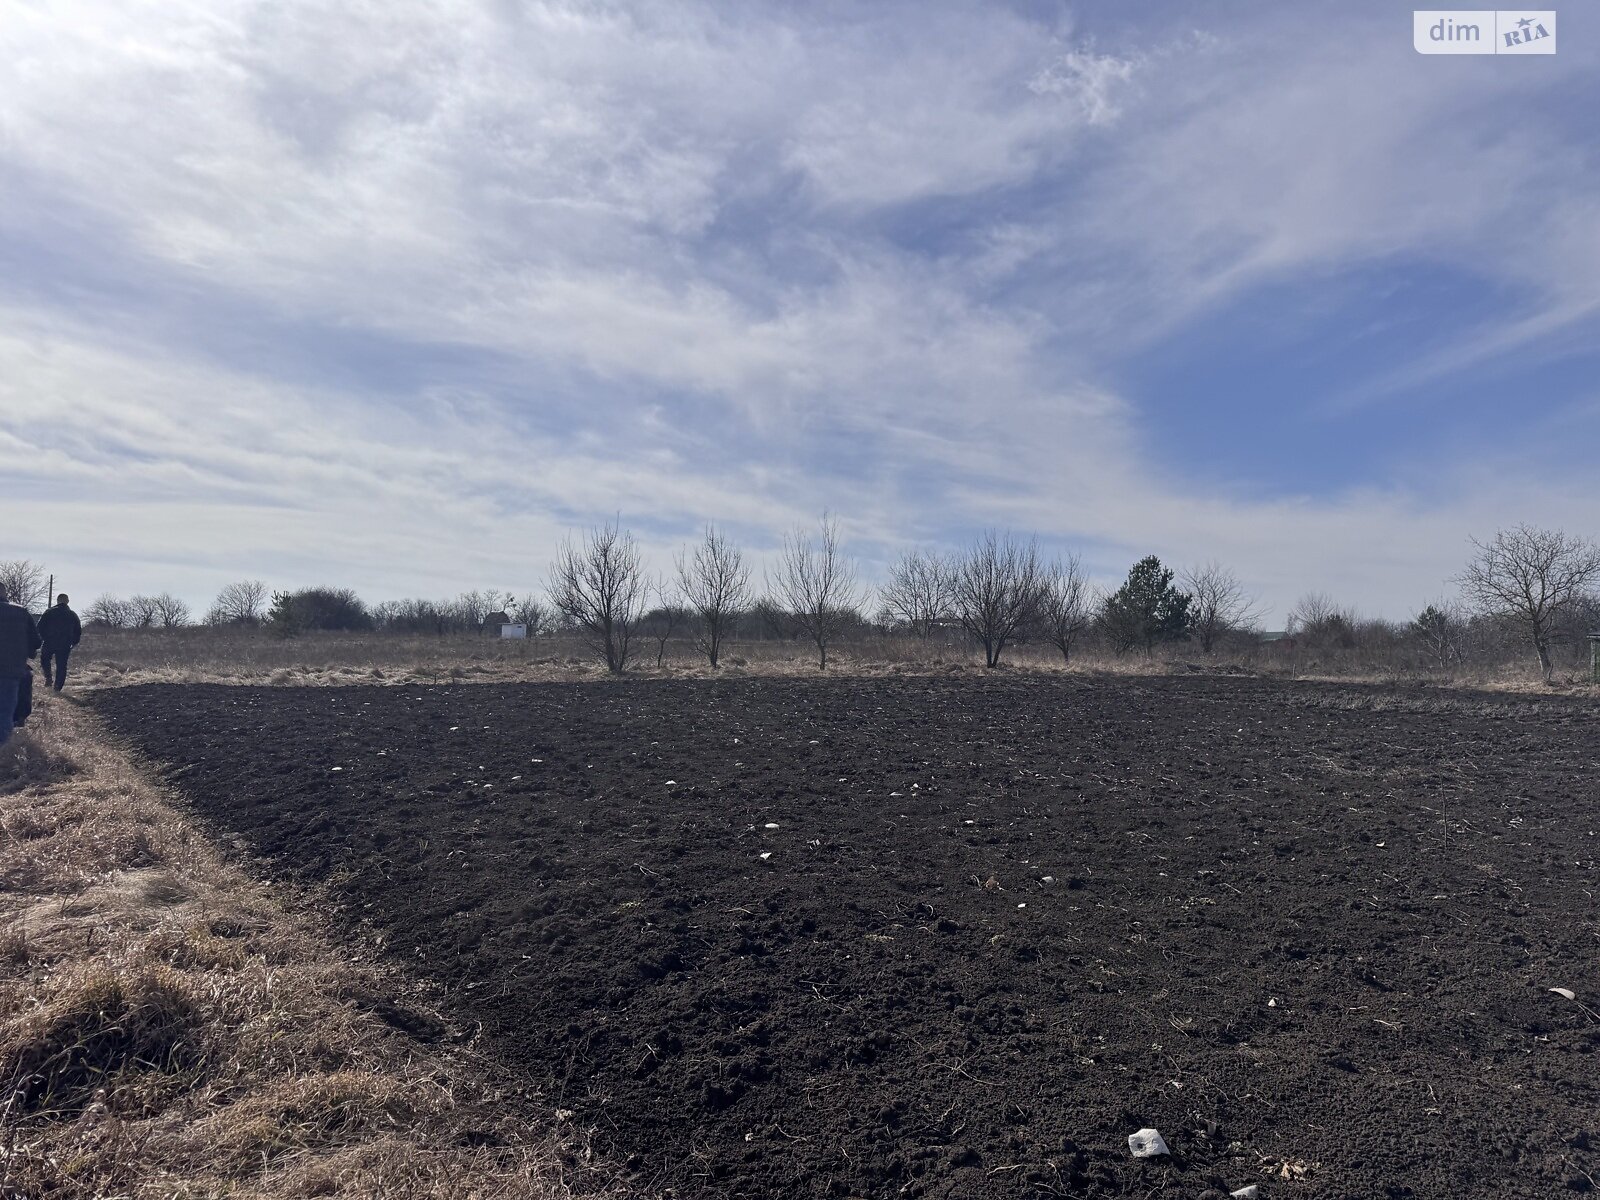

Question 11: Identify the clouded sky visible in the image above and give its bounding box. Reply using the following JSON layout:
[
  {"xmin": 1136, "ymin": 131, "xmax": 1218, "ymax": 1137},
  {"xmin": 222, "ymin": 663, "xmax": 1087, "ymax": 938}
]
[{"xmin": 3, "ymin": 0, "xmax": 1597, "ymax": 623}]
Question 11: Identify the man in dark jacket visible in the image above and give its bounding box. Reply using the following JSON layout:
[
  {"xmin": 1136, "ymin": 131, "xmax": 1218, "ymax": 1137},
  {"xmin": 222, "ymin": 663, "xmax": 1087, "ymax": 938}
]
[
  {"xmin": 37, "ymin": 593, "xmax": 82, "ymax": 693},
  {"xmin": 0, "ymin": 582, "xmax": 42, "ymax": 746}
]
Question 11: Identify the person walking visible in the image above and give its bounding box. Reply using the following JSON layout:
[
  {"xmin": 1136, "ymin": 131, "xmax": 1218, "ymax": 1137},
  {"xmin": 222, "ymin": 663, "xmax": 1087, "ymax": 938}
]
[
  {"xmin": 37, "ymin": 593, "xmax": 81, "ymax": 693},
  {"xmin": 0, "ymin": 581, "xmax": 42, "ymax": 746}
]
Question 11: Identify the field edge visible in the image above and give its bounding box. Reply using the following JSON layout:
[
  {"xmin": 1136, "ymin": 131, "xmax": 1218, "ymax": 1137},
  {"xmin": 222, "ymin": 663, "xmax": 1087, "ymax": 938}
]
[{"xmin": 0, "ymin": 693, "xmax": 629, "ymax": 1200}]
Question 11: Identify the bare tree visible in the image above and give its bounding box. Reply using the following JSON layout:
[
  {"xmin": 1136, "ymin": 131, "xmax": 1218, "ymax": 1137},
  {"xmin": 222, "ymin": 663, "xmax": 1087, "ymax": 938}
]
[
  {"xmin": 676, "ymin": 525, "xmax": 752, "ymax": 667},
  {"xmin": 370, "ymin": 599, "xmax": 401, "ymax": 629},
  {"xmin": 549, "ymin": 520, "xmax": 650, "ymax": 674},
  {"xmin": 1183, "ymin": 561, "xmax": 1261, "ymax": 654},
  {"xmin": 1288, "ymin": 591, "xmax": 1331, "ymax": 631},
  {"xmin": 150, "ymin": 593, "xmax": 191, "ymax": 628},
  {"xmin": 1411, "ymin": 601, "xmax": 1464, "ymax": 669},
  {"xmin": 208, "ymin": 579, "xmax": 268, "ymax": 626},
  {"xmin": 1288, "ymin": 591, "xmax": 1357, "ymax": 649},
  {"xmin": 1038, "ymin": 554, "xmax": 1093, "ymax": 663},
  {"xmin": 85, "ymin": 594, "xmax": 136, "ymax": 628},
  {"xmin": 949, "ymin": 531, "xmax": 1046, "ymax": 668},
  {"xmin": 879, "ymin": 548, "xmax": 954, "ymax": 638},
  {"xmin": 0, "ymin": 561, "xmax": 48, "ymax": 612},
  {"xmin": 768, "ymin": 514, "xmax": 861, "ymax": 670},
  {"xmin": 512, "ymin": 593, "xmax": 552, "ymax": 634},
  {"xmin": 374, "ymin": 598, "xmax": 450, "ymax": 634},
  {"xmin": 640, "ymin": 579, "xmax": 686, "ymax": 668},
  {"xmin": 127, "ymin": 595, "xmax": 161, "ymax": 628},
  {"xmin": 455, "ymin": 590, "xmax": 490, "ymax": 630},
  {"xmin": 1458, "ymin": 524, "xmax": 1600, "ymax": 680}
]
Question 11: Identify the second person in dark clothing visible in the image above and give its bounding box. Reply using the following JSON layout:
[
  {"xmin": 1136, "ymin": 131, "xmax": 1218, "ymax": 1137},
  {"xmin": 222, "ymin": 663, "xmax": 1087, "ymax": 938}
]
[{"xmin": 37, "ymin": 593, "xmax": 81, "ymax": 693}]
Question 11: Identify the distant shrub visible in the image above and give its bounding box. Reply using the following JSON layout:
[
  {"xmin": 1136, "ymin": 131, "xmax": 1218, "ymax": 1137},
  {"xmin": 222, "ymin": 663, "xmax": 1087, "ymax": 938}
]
[{"xmin": 267, "ymin": 588, "xmax": 373, "ymax": 637}]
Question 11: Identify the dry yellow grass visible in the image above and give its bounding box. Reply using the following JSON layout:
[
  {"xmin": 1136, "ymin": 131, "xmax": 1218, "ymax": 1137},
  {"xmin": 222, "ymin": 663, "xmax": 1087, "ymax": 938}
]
[
  {"xmin": 64, "ymin": 626, "xmax": 1598, "ymax": 696},
  {"xmin": 0, "ymin": 696, "xmax": 629, "ymax": 1200}
]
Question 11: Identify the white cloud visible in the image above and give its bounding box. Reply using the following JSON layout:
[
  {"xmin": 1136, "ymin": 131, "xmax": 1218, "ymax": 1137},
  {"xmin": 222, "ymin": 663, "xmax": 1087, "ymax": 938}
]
[
  {"xmin": 1, "ymin": 1, "xmax": 1597, "ymax": 624},
  {"xmin": 1028, "ymin": 49, "xmax": 1136, "ymax": 125}
]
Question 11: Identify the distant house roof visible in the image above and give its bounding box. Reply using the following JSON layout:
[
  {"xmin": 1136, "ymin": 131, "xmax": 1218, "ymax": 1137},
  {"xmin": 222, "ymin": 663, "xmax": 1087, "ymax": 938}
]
[
  {"xmin": 1258, "ymin": 630, "xmax": 1292, "ymax": 642},
  {"xmin": 484, "ymin": 610, "xmax": 513, "ymax": 627}
]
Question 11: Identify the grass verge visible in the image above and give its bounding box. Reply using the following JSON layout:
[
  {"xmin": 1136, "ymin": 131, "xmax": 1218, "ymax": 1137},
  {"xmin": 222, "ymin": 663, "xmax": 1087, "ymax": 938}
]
[{"xmin": 1, "ymin": 695, "xmax": 625, "ymax": 1200}]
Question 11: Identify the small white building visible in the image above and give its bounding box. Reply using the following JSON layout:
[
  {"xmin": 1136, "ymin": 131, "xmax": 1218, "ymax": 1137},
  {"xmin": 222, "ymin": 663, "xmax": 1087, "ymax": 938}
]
[{"xmin": 500, "ymin": 623, "xmax": 528, "ymax": 639}]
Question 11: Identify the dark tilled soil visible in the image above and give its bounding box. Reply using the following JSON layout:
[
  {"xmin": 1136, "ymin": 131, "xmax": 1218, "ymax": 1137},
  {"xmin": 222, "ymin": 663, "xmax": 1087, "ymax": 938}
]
[{"xmin": 88, "ymin": 676, "xmax": 1600, "ymax": 1199}]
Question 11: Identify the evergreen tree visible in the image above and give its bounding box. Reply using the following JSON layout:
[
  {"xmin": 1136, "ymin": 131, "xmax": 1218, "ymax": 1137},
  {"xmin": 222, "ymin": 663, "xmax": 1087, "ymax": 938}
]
[{"xmin": 1100, "ymin": 555, "xmax": 1193, "ymax": 655}]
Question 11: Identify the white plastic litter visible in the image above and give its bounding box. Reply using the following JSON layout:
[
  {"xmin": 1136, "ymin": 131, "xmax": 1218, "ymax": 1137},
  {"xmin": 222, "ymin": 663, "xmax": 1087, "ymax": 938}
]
[
  {"xmin": 1550, "ymin": 987, "xmax": 1577, "ymax": 1000},
  {"xmin": 759, "ymin": 851, "xmax": 772, "ymax": 860},
  {"xmin": 1127, "ymin": 1128, "xmax": 1169, "ymax": 1158},
  {"xmin": 764, "ymin": 823, "xmax": 780, "ymax": 829},
  {"xmin": 1231, "ymin": 1187, "xmax": 1260, "ymax": 1199}
]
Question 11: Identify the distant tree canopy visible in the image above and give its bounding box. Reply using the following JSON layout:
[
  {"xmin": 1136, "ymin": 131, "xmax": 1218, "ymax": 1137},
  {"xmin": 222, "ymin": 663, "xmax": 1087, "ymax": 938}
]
[
  {"xmin": 1290, "ymin": 592, "xmax": 1359, "ymax": 650},
  {"xmin": 81, "ymin": 592, "xmax": 188, "ymax": 628},
  {"xmin": 85, "ymin": 594, "xmax": 135, "ymax": 629},
  {"xmin": 0, "ymin": 560, "xmax": 49, "ymax": 613},
  {"xmin": 371, "ymin": 591, "xmax": 518, "ymax": 635},
  {"xmin": 1100, "ymin": 555, "xmax": 1192, "ymax": 655},
  {"xmin": 268, "ymin": 587, "xmax": 373, "ymax": 636}
]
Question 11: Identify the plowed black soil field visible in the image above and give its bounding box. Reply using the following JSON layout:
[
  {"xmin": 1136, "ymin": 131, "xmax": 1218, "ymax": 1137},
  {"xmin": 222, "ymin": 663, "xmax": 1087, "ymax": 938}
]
[{"xmin": 89, "ymin": 677, "xmax": 1600, "ymax": 1199}]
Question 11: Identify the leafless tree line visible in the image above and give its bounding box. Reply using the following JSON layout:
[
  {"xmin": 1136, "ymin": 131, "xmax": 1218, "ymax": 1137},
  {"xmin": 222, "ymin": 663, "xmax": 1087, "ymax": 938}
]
[
  {"xmin": 372, "ymin": 590, "xmax": 530, "ymax": 636},
  {"xmin": 14, "ymin": 520, "xmax": 1599, "ymax": 680},
  {"xmin": 1268, "ymin": 527, "xmax": 1600, "ymax": 681},
  {"xmin": 548, "ymin": 515, "xmax": 854, "ymax": 673},
  {"xmin": 82, "ymin": 592, "xmax": 192, "ymax": 629},
  {"xmin": 879, "ymin": 540, "xmax": 1094, "ymax": 666}
]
